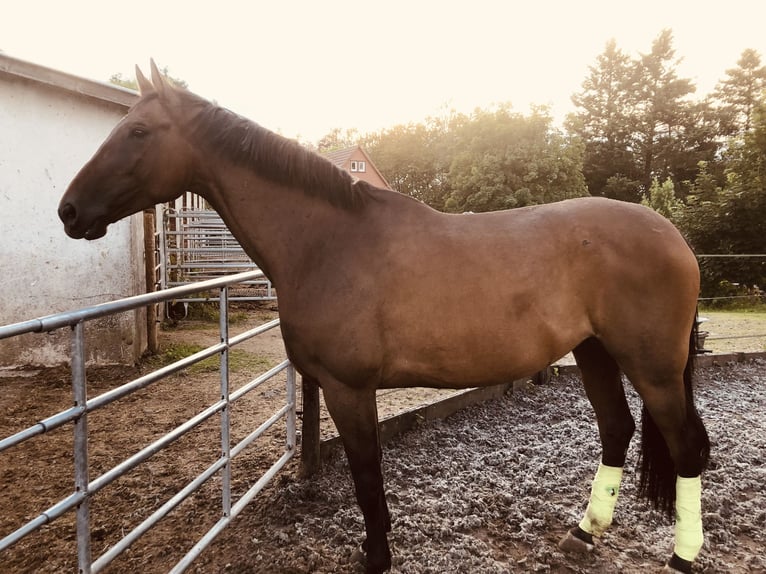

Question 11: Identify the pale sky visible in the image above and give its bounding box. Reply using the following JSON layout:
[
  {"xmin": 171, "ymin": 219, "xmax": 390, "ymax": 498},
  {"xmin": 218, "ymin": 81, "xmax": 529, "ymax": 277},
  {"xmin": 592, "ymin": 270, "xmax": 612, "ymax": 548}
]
[{"xmin": 3, "ymin": 1, "xmax": 766, "ymax": 142}]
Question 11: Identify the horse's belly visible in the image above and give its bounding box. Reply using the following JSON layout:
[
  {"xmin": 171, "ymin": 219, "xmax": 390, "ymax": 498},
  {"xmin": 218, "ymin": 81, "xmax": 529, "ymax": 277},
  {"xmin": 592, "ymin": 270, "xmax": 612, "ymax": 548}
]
[{"xmin": 379, "ymin": 329, "xmax": 579, "ymax": 390}]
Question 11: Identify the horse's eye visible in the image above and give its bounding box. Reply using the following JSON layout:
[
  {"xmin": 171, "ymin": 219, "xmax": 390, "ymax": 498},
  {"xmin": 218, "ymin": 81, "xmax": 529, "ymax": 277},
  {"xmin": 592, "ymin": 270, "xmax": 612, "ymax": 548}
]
[{"xmin": 131, "ymin": 127, "xmax": 148, "ymax": 138}]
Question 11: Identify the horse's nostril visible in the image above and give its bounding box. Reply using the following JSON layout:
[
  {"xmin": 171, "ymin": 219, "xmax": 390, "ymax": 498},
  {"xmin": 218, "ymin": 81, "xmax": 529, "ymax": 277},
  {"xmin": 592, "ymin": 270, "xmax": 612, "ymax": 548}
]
[{"xmin": 59, "ymin": 202, "xmax": 77, "ymax": 223}]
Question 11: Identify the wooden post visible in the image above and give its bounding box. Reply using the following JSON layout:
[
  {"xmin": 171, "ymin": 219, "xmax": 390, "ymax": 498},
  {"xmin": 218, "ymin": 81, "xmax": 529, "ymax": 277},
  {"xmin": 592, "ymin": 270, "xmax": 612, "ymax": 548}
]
[
  {"xmin": 143, "ymin": 209, "xmax": 159, "ymax": 354},
  {"xmin": 300, "ymin": 376, "xmax": 321, "ymax": 477},
  {"xmin": 532, "ymin": 366, "xmax": 552, "ymax": 385}
]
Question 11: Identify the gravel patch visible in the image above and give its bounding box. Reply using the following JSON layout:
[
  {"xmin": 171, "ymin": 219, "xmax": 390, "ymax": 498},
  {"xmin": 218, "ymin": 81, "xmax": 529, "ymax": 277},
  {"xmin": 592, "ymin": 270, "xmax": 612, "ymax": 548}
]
[{"xmin": 198, "ymin": 360, "xmax": 766, "ymax": 573}]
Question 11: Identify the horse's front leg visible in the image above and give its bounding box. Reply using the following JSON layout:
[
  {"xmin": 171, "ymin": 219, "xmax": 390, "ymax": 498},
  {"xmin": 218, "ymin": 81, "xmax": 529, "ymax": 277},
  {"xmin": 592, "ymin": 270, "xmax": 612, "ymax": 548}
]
[
  {"xmin": 560, "ymin": 339, "xmax": 634, "ymax": 553},
  {"xmin": 321, "ymin": 377, "xmax": 391, "ymax": 573}
]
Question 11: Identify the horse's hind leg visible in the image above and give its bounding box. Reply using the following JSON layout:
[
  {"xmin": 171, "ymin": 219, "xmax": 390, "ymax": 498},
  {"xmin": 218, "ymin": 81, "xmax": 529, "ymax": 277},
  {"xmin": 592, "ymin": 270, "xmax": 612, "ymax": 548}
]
[
  {"xmin": 320, "ymin": 378, "xmax": 392, "ymax": 574},
  {"xmin": 593, "ymin": 309, "xmax": 708, "ymax": 573},
  {"xmin": 628, "ymin": 361, "xmax": 709, "ymax": 574},
  {"xmin": 559, "ymin": 337, "xmax": 635, "ymax": 553}
]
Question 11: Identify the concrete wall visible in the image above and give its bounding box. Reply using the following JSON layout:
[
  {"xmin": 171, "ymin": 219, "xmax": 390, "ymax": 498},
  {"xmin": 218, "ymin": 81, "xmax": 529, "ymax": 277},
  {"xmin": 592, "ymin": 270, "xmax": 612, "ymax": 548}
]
[{"xmin": 0, "ymin": 55, "xmax": 147, "ymax": 366}]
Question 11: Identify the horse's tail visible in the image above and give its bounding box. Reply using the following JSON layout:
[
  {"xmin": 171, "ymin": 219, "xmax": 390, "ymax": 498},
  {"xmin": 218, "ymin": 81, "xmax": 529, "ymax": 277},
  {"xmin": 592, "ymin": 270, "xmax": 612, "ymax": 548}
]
[{"xmin": 638, "ymin": 313, "xmax": 711, "ymax": 518}]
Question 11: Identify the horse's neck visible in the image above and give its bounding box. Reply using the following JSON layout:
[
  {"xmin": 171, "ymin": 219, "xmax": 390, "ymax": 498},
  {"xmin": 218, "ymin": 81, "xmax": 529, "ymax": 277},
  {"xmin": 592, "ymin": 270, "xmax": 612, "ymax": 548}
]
[{"xmin": 195, "ymin": 163, "xmax": 358, "ymax": 286}]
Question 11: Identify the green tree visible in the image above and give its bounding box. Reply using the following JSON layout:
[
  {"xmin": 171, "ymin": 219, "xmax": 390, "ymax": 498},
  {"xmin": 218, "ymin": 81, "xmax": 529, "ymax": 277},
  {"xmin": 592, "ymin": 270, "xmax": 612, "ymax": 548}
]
[
  {"xmin": 684, "ymin": 160, "xmax": 722, "ymax": 203},
  {"xmin": 633, "ymin": 30, "xmax": 699, "ymax": 193},
  {"xmin": 315, "ymin": 128, "xmax": 360, "ymax": 154},
  {"xmin": 567, "ymin": 39, "xmax": 642, "ymax": 200},
  {"xmin": 640, "ymin": 176, "xmax": 682, "ymax": 220},
  {"xmin": 569, "ymin": 30, "xmax": 720, "ymax": 202},
  {"xmin": 109, "ymin": 66, "xmax": 188, "ymax": 90},
  {"xmin": 679, "ymin": 103, "xmax": 766, "ymax": 295},
  {"xmin": 361, "ymin": 104, "xmax": 588, "ymax": 213},
  {"xmin": 442, "ymin": 105, "xmax": 588, "ymax": 212},
  {"xmin": 362, "ymin": 121, "xmax": 448, "ymax": 207},
  {"xmin": 713, "ymin": 48, "xmax": 766, "ymax": 136},
  {"xmin": 109, "ymin": 72, "xmax": 137, "ymax": 90}
]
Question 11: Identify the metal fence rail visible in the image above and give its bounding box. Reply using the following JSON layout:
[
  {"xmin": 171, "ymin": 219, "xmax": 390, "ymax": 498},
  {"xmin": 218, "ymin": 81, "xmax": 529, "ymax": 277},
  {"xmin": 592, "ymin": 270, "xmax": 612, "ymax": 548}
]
[{"xmin": 0, "ymin": 270, "xmax": 296, "ymax": 573}]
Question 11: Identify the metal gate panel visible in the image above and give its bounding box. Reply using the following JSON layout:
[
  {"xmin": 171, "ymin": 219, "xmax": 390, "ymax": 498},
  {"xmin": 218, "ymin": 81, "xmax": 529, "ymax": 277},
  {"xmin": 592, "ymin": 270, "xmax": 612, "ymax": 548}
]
[
  {"xmin": 0, "ymin": 271, "xmax": 294, "ymax": 573},
  {"xmin": 160, "ymin": 206, "xmax": 276, "ymax": 302}
]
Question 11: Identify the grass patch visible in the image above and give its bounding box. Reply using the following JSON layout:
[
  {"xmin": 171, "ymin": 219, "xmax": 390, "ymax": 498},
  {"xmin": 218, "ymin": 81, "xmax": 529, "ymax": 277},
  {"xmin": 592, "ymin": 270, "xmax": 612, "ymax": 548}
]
[
  {"xmin": 185, "ymin": 303, "xmax": 219, "ymax": 322},
  {"xmin": 185, "ymin": 303, "xmax": 250, "ymax": 324},
  {"xmin": 161, "ymin": 302, "xmax": 251, "ymax": 331},
  {"xmin": 699, "ymin": 304, "xmax": 766, "ymax": 314},
  {"xmin": 699, "ymin": 298, "xmax": 766, "ymax": 312},
  {"xmin": 145, "ymin": 342, "xmax": 276, "ymax": 374}
]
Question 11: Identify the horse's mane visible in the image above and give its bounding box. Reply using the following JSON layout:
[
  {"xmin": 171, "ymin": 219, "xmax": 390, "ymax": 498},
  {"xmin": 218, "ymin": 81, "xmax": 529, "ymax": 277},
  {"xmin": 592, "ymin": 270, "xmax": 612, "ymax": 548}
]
[{"xmin": 171, "ymin": 89, "xmax": 374, "ymax": 210}]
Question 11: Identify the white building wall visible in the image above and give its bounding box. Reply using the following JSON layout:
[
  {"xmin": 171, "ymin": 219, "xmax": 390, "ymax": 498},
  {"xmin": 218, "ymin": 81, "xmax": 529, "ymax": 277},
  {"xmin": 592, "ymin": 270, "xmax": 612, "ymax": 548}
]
[{"xmin": 0, "ymin": 57, "xmax": 146, "ymax": 366}]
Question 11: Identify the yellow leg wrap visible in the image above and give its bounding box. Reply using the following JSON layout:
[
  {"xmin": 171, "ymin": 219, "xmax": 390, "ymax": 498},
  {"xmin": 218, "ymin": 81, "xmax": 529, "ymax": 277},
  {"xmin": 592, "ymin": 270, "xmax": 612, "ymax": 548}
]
[
  {"xmin": 674, "ymin": 475, "xmax": 703, "ymax": 562},
  {"xmin": 578, "ymin": 463, "xmax": 623, "ymax": 537}
]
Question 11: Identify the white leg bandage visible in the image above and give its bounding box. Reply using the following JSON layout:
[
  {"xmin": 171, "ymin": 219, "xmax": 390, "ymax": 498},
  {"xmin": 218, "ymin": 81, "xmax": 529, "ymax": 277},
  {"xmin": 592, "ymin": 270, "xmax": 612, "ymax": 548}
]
[
  {"xmin": 579, "ymin": 463, "xmax": 623, "ymax": 537},
  {"xmin": 674, "ymin": 475, "xmax": 704, "ymax": 562}
]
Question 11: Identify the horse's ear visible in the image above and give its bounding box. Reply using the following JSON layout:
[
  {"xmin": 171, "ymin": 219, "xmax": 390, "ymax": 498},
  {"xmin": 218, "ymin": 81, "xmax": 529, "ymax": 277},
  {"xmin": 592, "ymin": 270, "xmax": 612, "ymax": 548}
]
[
  {"xmin": 150, "ymin": 59, "xmax": 171, "ymax": 99},
  {"xmin": 135, "ymin": 65, "xmax": 154, "ymax": 96}
]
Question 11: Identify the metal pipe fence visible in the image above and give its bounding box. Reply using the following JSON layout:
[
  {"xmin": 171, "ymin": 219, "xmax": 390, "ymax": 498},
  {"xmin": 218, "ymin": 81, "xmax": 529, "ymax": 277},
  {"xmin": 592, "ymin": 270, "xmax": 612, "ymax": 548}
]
[
  {"xmin": 0, "ymin": 270, "xmax": 296, "ymax": 573},
  {"xmin": 694, "ymin": 254, "xmax": 766, "ymax": 350}
]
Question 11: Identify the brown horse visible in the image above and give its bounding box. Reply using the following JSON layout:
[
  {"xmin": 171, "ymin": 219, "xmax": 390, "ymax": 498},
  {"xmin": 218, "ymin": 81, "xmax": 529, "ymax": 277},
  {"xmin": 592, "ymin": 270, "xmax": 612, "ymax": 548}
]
[{"xmin": 58, "ymin": 62, "xmax": 709, "ymax": 573}]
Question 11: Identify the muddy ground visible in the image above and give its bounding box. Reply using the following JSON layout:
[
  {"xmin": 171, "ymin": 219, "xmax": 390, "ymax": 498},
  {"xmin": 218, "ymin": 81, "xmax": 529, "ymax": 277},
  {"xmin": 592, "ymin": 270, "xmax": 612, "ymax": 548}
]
[{"xmin": 0, "ymin": 307, "xmax": 764, "ymax": 573}]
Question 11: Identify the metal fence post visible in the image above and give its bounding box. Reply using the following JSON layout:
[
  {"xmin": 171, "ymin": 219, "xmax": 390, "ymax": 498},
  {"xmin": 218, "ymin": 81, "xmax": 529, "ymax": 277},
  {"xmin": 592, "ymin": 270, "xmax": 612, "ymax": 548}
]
[
  {"xmin": 219, "ymin": 286, "xmax": 231, "ymax": 518},
  {"xmin": 72, "ymin": 322, "xmax": 92, "ymax": 574},
  {"xmin": 286, "ymin": 365, "xmax": 297, "ymax": 453},
  {"xmin": 143, "ymin": 209, "xmax": 159, "ymax": 354}
]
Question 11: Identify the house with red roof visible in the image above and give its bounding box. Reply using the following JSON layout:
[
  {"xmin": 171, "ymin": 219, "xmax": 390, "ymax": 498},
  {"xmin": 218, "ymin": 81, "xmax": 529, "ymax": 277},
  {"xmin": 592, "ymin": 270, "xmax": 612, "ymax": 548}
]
[{"xmin": 324, "ymin": 145, "xmax": 391, "ymax": 189}]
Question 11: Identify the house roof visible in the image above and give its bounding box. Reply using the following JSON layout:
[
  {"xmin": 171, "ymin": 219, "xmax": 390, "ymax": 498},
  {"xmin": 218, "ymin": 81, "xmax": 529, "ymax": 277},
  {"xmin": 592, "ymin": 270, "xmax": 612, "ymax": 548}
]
[
  {"xmin": 324, "ymin": 145, "xmax": 391, "ymax": 189},
  {"xmin": 324, "ymin": 146, "xmax": 357, "ymax": 167},
  {"xmin": 0, "ymin": 52, "xmax": 138, "ymax": 109}
]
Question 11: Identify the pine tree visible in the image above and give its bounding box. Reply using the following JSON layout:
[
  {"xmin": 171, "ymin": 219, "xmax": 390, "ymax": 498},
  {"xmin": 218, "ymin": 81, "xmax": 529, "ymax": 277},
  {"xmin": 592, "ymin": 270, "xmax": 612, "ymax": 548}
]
[
  {"xmin": 633, "ymin": 30, "xmax": 697, "ymax": 193},
  {"xmin": 714, "ymin": 49, "xmax": 766, "ymax": 135},
  {"xmin": 567, "ymin": 39, "xmax": 641, "ymax": 200}
]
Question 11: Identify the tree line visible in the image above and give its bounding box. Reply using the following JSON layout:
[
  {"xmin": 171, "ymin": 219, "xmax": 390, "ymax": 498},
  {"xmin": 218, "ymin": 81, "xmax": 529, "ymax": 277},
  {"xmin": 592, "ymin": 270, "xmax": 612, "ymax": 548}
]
[{"xmin": 316, "ymin": 30, "xmax": 766, "ymax": 298}]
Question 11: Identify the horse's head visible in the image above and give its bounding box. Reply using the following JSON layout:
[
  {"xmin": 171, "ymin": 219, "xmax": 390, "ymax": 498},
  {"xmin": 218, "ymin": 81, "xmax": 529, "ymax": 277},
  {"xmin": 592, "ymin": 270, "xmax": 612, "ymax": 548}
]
[{"xmin": 58, "ymin": 61, "xmax": 196, "ymax": 239}]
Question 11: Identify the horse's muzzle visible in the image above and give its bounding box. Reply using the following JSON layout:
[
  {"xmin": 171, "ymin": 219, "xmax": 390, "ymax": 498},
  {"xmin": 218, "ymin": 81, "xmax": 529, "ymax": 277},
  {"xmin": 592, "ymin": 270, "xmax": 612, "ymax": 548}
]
[{"xmin": 58, "ymin": 201, "xmax": 107, "ymax": 240}]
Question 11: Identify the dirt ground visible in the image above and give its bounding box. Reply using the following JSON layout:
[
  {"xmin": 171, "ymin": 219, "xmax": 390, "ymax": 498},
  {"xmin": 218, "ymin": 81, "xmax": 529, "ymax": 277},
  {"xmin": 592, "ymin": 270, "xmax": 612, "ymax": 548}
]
[
  {"xmin": 1, "ymin": 306, "xmax": 764, "ymax": 573},
  {"xmin": 697, "ymin": 310, "xmax": 766, "ymax": 354}
]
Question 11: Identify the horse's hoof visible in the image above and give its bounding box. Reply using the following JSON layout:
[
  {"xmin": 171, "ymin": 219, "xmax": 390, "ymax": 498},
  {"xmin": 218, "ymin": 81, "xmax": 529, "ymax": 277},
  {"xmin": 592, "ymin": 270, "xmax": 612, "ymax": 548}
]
[
  {"xmin": 350, "ymin": 545, "xmax": 367, "ymax": 565},
  {"xmin": 350, "ymin": 544, "xmax": 391, "ymax": 573},
  {"xmin": 558, "ymin": 527, "xmax": 595, "ymax": 554},
  {"xmin": 663, "ymin": 553, "xmax": 693, "ymax": 574}
]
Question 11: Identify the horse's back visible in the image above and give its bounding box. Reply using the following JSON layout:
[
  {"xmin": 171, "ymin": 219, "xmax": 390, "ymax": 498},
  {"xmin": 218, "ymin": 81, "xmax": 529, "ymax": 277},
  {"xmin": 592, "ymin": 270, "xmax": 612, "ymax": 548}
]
[{"xmin": 383, "ymin": 196, "xmax": 697, "ymax": 303}]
